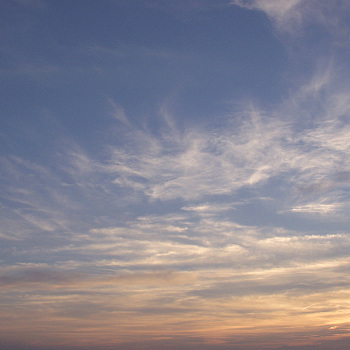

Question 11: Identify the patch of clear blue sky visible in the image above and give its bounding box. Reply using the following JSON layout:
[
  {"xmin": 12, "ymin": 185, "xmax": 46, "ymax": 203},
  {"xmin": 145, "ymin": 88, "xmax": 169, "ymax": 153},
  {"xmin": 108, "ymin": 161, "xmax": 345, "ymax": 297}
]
[{"xmin": 1, "ymin": 0, "xmax": 288, "ymax": 158}]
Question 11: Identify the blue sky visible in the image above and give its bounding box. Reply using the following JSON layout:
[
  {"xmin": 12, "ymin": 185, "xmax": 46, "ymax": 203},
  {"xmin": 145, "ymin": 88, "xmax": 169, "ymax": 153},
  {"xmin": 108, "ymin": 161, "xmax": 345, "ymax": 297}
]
[{"xmin": 1, "ymin": 1, "xmax": 350, "ymax": 349}]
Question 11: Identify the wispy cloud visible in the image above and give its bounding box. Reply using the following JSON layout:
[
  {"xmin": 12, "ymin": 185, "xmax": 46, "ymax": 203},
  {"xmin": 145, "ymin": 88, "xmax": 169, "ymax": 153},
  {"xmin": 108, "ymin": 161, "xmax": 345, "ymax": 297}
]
[
  {"xmin": 231, "ymin": 0, "xmax": 304, "ymax": 32},
  {"xmin": 107, "ymin": 108, "xmax": 291, "ymax": 201},
  {"xmin": 1, "ymin": 221, "xmax": 350, "ymax": 348},
  {"xmin": 0, "ymin": 266, "xmax": 196, "ymax": 289},
  {"xmin": 289, "ymin": 202, "xmax": 343, "ymax": 214},
  {"xmin": 105, "ymin": 69, "xmax": 350, "ymax": 215},
  {"xmin": 230, "ymin": 0, "xmax": 350, "ymax": 38},
  {"xmin": 4, "ymin": 67, "xmax": 347, "ymax": 244}
]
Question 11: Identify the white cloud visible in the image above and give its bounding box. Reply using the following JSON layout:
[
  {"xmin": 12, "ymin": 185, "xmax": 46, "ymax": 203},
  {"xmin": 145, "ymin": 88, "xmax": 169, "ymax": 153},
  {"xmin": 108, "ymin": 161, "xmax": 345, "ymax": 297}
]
[
  {"xmin": 107, "ymin": 110, "xmax": 293, "ymax": 201},
  {"xmin": 182, "ymin": 202, "xmax": 238, "ymax": 216},
  {"xmin": 289, "ymin": 202, "xmax": 343, "ymax": 214},
  {"xmin": 59, "ymin": 206, "xmax": 349, "ymax": 273},
  {"xmin": 106, "ymin": 87, "xmax": 350, "ymax": 217},
  {"xmin": 107, "ymin": 98, "xmax": 131, "ymax": 125},
  {"xmin": 2, "ymin": 68, "xmax": 349, "ymax": 250},
  {"xmin": 232, "ymin": 0, "xmax": 304, "ymax": 31},
  {"xmin": 231, "ymin": 0, "xmax": 350, "ymax": 42},
  {"xmin": 231, "ymin": 0, "xmax": 306, "ymax": 32}
]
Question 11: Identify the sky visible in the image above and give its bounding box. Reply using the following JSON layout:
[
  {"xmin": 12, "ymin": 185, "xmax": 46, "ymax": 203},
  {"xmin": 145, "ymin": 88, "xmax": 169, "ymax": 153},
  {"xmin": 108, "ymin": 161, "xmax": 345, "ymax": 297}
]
[{"xmin": 1, "ymin": 0, "xmax": 350, "ymax": 349}]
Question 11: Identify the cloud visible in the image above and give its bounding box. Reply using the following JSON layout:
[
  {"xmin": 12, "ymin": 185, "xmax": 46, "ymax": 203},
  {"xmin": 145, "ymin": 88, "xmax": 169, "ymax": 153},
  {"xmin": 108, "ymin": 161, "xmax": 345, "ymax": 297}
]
[
  {"xmin": 105, "ymin": 76, "xmax": 350, "ymax": 216},
  {"xmin": 2, "ymin": 65, "xmax": 349, "ymax": 246},
  {"xmin": 0, "ymin": 268, "xmax": 81, "ymax": 288},
  {"xmin": 0, "ymin": 266, "xmax": 196, "ymax": 290},
  {"xmin": 231, "ymin": 0, "xmax": 304, "ymax": 32},
  {"xmin": 1, "ymin": 206, "xmax": 350, "ymax": 348},
  {"xmin": 107, "ymin": 109, "xmax": 293, "ymax": 201},
  {"xmin": 107, "ymin": 98, "xmax": 131, "ymax": 125},
  {"xmin": 230, "ymin": 0, "xmax": 350, "ymax": 38},
  {"xmin": 289, "ymin": 202, "xmax": 343, "ymax": 214},
  {"xmin": 63, "ymin": 206, "xmax": 350, "ymax": 275}
]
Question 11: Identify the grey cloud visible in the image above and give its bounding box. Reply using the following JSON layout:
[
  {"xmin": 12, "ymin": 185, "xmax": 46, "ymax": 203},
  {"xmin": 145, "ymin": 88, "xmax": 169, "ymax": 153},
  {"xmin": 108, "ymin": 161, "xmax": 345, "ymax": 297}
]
[
  {"xmin": 0, "ymin": 268, "xmax": 82, "ymax": 288},
  {"xmin": 53, "ymin": 301, "xmax": 113, "ymax": 318},
  {"xmin": 333, "ymin": 171, "xmax": 350, "ymax": 182},
  {"xmin": 0, "ymin": 266, "xmax": 198, "ymax": 290},
  {"xmin": 189, "ymin": 270, "xmax": 350, "ymax": 299}
]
